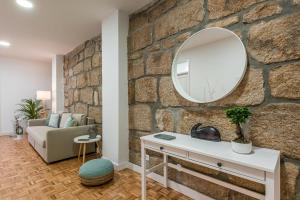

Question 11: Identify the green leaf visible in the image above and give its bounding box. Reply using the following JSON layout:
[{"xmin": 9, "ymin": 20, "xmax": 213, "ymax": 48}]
[
  {"xmin": 16, "ymin": 98, "xmax": 44, "ymax": 120},
  {"xmin": 225, "ymin": 106, "xmax": 251, "ymax": 125}
]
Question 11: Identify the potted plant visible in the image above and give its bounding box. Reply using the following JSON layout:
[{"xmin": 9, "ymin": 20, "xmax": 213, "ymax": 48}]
[
  {"xmin": 16, "ymin": 98, "xmax": 43, "ymax": 133},
  {"xmin": 225, "ymin": 106, "xmax": 252, "ymax": 154},
  {"xmin": 17, "ymin": 99, "xmax": 43, "ymax": 120},
  {"xmin": 14, "ymin": 114, "xmax": 24, "ymax": 140}
]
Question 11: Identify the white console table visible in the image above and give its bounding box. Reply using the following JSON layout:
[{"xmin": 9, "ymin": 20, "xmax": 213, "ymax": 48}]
[{"xmin": 140, "ymin": 132, "xmax": 280, "ymax": 200}]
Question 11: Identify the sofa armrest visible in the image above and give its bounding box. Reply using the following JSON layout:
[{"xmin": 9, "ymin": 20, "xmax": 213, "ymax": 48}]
[
  {"xmin": 46, "ymin": 125, "xmax": 96, "ymax": 162},
  {"xmin": 28, "ymin": 119, "xmax": 47, "ymax": 126}
]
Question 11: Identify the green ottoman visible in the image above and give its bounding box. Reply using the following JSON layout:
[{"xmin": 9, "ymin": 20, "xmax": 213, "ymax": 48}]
[{"xmin": 79, "ymin": 158, "xmax": 114, "ymax": 186}]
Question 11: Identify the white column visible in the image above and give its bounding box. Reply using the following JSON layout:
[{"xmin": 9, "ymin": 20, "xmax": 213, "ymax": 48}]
[
  {"xmin": 51, "ymin": 55, "xmax": 64, "ymax": 113},
  {"xmin": 102, "ymin": 10, "xmax": 129, "ymax": 170}
]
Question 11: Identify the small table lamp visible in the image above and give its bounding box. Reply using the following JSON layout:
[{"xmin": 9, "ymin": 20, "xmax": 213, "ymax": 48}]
[{"xmin": 36, "ymin": 91, "xmax": 51, "ymax": 118}]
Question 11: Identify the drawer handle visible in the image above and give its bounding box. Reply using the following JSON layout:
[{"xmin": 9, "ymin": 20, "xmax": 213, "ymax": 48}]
[
  {"xmin": 217, "ymin": 162, "xmax": 222, "ymax": 167},
  {"xmin": 160, "ymin": 146, "xmax": 164, "ymax": 151}
]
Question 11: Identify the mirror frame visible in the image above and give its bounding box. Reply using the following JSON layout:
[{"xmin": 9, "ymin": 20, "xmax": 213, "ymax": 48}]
[{"xmin": 171, "ymin": 27, "xmax": 248, "ymax": 103}]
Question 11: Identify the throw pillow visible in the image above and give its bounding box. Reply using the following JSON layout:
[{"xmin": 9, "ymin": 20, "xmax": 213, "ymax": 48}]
[
  {"xmin": 48, "ymin": 114, "xmax": 60, "ymax": 128},
  {"xmin": 45, "ymin": 114, "xmax": 51, "ymax": 126},
  {"xmin": 63, "ymin": 116, "xmax": 76, "ymax": 128}
]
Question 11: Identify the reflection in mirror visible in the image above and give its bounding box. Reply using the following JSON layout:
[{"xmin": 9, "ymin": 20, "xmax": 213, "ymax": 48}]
[{"xmin": 172, "ymin": 27, "xmax": 247, "ymax": 103}]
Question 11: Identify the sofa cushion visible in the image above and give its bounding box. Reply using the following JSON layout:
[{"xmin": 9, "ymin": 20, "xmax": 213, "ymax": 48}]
[
  {"xmin": 59, "ymin": 113, "xmax": 72, "ymax": 128},
  {"xmin": 45, "ymin": 115, "xmax": 51, "ymax": 126},
  {"xmin": 63, "ymin": 116, "xmax": 77, "ymax": 128},
  {"xmin": 49, "ymin": 114, "xmax": 60, "ymax": 128},
  {"xmin": 27, "ymin": 126, "xmax": 57, "ymax": 148},
  {"xmin": 72, "ymin": 114, "xmax": 86, "ymax": 126}
]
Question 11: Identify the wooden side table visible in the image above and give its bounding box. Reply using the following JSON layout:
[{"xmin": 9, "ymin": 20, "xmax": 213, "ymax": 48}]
[{"xmin": 74, "ymin": 135, "xmax": 101, "ymax": 163}]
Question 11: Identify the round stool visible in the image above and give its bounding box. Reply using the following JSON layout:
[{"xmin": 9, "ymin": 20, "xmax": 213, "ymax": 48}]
[{"xmin": 79, "ymin": 158, "xmax": 114, "ymax": 186}]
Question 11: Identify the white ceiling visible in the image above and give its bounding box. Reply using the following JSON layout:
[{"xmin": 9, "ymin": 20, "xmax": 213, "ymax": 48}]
[{"xmin": 0, "ymin": 0, "xmax": 152, "ymax": 63}]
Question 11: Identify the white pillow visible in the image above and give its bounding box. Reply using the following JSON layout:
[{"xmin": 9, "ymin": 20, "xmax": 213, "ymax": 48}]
[{"xmin": 48, "ymin": 114, "xmax": 60, "ymax": 128}]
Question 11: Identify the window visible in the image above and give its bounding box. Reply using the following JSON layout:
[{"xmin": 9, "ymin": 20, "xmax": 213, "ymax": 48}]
[{"xmin": 176, "ymin": 60, "xmax": 189, "ymax": 75}]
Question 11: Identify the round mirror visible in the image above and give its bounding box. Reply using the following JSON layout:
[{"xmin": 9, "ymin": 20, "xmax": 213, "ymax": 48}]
[{"xmin": 172, "ymin": 27, "xmax": 247, "ymax": 103}]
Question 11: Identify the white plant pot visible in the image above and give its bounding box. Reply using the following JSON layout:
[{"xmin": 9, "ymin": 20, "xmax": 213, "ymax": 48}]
[
  {"xmin": 15, "ymin": 134, "xmax": 23, "ymax": 140},
  {"xmin": 231, "ymin": 140, "xmax": 252, "ymax": 154}
]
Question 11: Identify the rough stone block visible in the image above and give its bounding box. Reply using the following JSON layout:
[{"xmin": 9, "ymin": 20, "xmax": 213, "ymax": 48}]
[
  {"xmin": 129, "ymin": 104, "xmax": 152, "ymax": 131},
  {"xmin": 162, "ymin": 37, "xmax": 176, "ymax": 49},
  {"xmin": 78, "ymin": 51, "xmax": 84, "ymax": 62},
  {"xmin": 159, "ymin": 77, "xmax": 198, "ymax": 107},
  {"xmin": 92, "ymin": 53, "xmax": 101, "ymax": 68},
  {"xmin": 176, "ymin": 109, "xmax": 237, "ymax": 141},
  {"xmin": 154, "ymin": 0, "xmax": 204, "ymax": 40},
  {"xmin": 249, "ymin": 103, "xmax": 300, "ymax": 160},
  {"xmin": 148, "ymin": 0, "xmax": 176, "ymax": 22},
  {"xmin": 93, "ymin": 90, "xmax": 99, "ymax": 106},
  {"xmin": 208, "ymin": 0, "xmax": 262, "ymax": 19},
  {"xmin": 176, "ymin": 32, "xmax": 192, "ymax": 44},
  {"xmin": 68, "ymin": 68, "xmax": 73, "ymax": 77},
  {"xmin": 75, "ymin": 103, "xmax": 88, "ymax": 115},
  {"xmin": 243, "ymin": 2, "xmax": 282, "ymax": 23},
  {"xmin": 281, "ymin": 160, "xmax": 300, "ymax": 200},
  {"xmin": 76, "ymin": 73, "xmax": 87, "ymax": 88},
  {"xmin": 88, "ymin": 106, "xmax": 101, "ymax": 123},
  {"xmin": 135, "ymin": 77, "xmax": 157, "ymax": 102},
  {"xmin": 294, "ymin": 0, "xmax": 300, "ymax": 5},
  {"xmin": 83, "ymin": 57, "xmax": 92, "ymax": 71},
  {"xmin": 128, "ymin": 81, "xmax": 135, "ymax": 104},
  {"xmin": 129, "ymin": 131, "xmax": 151, "ymax": 152},
  {"xmin": 85, "ymin": 44, "xmax": 95, "ymax": 58},
  {"xmin": 129, "ymin": 51, "xmax": 143, "ymax": 60},
  {"xmin": 129, "ymin": 151, "xmax": 141, "ymax": 166},
  {"xmin": 74, "ymin": 89, "xmax": 80, "ymax": 102},
  {"xmin": 269, "ymin": 63, "xmax": 300, "ymax": 99},
  {"xmin": 129, "ymin": 13, "xmax": 148, "ymax": 33},
  {"xmin": 248, "ymin": 13, "xmax": 300, "ymax": 64},
  {"xmin": 215, "ymin": 68, "xmax": 264, "ymax": 106},
  {"xmin": 73, "ymin": 62, "xmax": 83, "ymax": 75},
  {"xmin": 68, "ymin": 89, "xmax": 74, "ymax": 105},
  {"xmin": 146, "ymin": 51, "xmax": 172, "ymax": 75},
  {"xmin": 129, "ymin": 24, "xmax": 152, "ymax": 51},
  {"xmin": 80, "ymin": 87, "xmax": 93, "ymax": 104},
  {"xmin": 206, "ymin": 15, "xmax": 239, "ymax": 28},
  {"xmin": 128, "ymin": 58, "xmax": 144, "ymax": 80},
  {"xmin": 88, "ymin": 68, "xmax": 100, "ymax": 86},
  {"xmin": 70, "ymin": 76, "xmax": 77, "ymax": 89},
  {"xmin": 155, "ymin": 109, "xmax": 174, "ymax": 132}
]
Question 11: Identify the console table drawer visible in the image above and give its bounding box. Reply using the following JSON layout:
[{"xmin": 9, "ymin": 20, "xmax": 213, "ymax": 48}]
[
  {"xmin": 144, "ymin": 141, "xmax": 188, "ymax": 158},
  {"xmin": 189, "ymin": 152, "xmax": 265, "ymax": 182}
]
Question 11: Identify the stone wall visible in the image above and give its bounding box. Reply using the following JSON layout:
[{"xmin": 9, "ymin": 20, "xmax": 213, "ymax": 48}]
[
  {"xmin": 63, "ymin": 36, "xmax": 102, "ymax": 130},
  {"xmin": 128, "ymin": 0, "xmax": 300, "ymax": 199}
]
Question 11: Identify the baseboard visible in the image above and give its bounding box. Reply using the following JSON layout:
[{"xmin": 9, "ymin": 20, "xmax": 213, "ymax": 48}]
[
  {"xmin": 127, "ymin": 162, "xmax": 214, "ymax": 200},
  {"xmin": 102, "ymin": 157, "xmax": 129, "ymax": 171},
  {"xmin": 0, "ymin": 132, "xmax": 14, "ymax": 136},
  {"xmin": 114, "ymin": 161, "xmax": 129, "ymax": 171}
]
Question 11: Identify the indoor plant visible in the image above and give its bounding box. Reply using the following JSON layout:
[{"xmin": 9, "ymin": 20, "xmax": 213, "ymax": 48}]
[
  {"xmin": 16, "ymin": 99, "xmax": 43, "ymax": 136},
  {"xmin": 225, "ymin": 106, "xmax": 252, "ymax": 154},
  {"xmin": 17, "ymin": 98, "xmax": 43, "ymax": 120}
]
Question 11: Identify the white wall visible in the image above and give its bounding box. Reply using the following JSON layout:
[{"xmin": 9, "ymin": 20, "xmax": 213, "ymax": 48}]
[
  {"xmin": 52, "ymin": 55, "xmax": 64, "ymax": 113},
  {"xmin": 102, "ymin": 10, "xmax": 129, "ymax": 170},
  {"xmin": 0, "ymin": 56, "xmax": 51, "ymax": 134}
]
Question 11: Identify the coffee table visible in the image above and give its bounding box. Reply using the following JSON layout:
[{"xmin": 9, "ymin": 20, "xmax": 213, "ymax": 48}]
[{"xmin": 74, "ymin": 135, "xmax": 101, "ymax": 163}]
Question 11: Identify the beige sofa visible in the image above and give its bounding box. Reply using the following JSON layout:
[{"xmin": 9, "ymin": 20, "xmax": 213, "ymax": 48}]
[{"xmin": 27, "ymin": 113, "xmax": 96, "ymax": 163}]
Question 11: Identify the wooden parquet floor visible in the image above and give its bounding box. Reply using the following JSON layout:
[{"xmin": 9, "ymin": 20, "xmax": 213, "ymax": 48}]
[{"xmin": 0, "ymin": 136, "xmax": 191, "ymax": 200}]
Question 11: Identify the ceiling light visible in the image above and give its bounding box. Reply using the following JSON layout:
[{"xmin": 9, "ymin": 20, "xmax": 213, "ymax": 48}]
[
  {"xmin": 0, "ymin": 41, "xmax": 11, "ymax": 47},
  {"xmin": 16, "ymin": 0, "xmax": 33, "ymax": 8}
]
